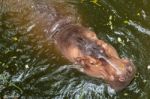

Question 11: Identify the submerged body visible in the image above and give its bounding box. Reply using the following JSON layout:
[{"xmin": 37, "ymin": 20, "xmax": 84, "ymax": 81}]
[{"xmin": 2, "ymin": 0, "xmax": 136, "ymax": 91}]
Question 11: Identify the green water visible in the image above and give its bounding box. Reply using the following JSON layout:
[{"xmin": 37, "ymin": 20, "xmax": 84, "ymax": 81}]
[{"xmin": 0, "ymin": 0, "xmax": 150, "ymax": 99}]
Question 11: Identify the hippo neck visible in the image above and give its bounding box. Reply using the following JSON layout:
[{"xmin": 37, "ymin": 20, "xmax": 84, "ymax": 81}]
[
  {"xmin": 49, "ymin": 18, "xmax": 75, "ymax": 40},
  {"xmin": 33, "ymin": 0, "xmax": 78, "ymax": 41}
]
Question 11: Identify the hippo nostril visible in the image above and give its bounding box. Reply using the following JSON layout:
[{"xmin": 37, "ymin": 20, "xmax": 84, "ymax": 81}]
[{"xmin": 119, "ymin": 76, "xmax": 126, "ymax": 82}]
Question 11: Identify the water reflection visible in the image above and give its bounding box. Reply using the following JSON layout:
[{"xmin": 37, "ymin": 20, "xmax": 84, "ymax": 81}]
[{"xmin": 0, "ymin": 0, "xmax": 150, "ymax": 99}]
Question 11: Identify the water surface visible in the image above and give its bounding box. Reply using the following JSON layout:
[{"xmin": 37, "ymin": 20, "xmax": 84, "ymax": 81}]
[{"xmin": 0, "ymin": 0, "xmax": 150, "ymax": 99}]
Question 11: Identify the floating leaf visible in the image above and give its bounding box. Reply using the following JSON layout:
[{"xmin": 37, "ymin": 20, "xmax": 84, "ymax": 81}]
[
  {"xmin": 12, "ymin": 37, "xmax": 18, "ymax": 41},
  {"xmin": 117, "ymin": 37, "xmax": 125, "ymax": 46},
  {"xmin": 109, "ymin": 15, "xmax": 112, "ymax": 20},
  {"xmin": 16, "ymin": 49, "xmax": 23, "ymax": 52},
  {"xmin": 117, "ymin": 37, "xmax": 122, "ymax": 42},
  {"xmin": 137, "ymin": 13, "xmax": 140, "ymax": 16},
  {"xmin": 91, "ymin": 0, "xmax": 101, "ymax": 6},
  {"xmin": 124, "ymin": 93, "xmax": 128, "ymax": 96},
  {"xmin": 123, "ymin": 20, "xmax": 129, "ymax": 24},
  {"xmin": 9, "ymin": 82, "xmax": 23, "ymax": 94}
]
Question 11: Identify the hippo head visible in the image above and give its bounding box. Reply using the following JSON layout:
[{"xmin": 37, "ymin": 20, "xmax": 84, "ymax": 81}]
[
  {"xmin": 75, "ymin": 38, "xmax": 136, "ymax": 91},
  {"xmin": 55, "ymin": 25, "xmax": 136, "ymax": 91}
]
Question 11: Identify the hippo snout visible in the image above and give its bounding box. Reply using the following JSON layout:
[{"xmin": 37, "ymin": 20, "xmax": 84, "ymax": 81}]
[
  {"xmin": 74, "ymin": 38, "xmax": 136, "ymax": 91},
  {"xmin": 108, "ymin": 59, "xmax": 136, "ymax": 91}
]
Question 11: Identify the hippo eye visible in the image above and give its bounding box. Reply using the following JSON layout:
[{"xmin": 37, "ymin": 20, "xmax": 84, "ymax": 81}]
[
  {"xmin": 76, "ymin": 36, "xmax": 87, "ymax": 47},
  {"xmin": 77, "ymin": 37, "xmax": 83, "ymax": 42},
  {"xmin": 76, "ymin": 36, "xmax": 84, "ymax": 43}
]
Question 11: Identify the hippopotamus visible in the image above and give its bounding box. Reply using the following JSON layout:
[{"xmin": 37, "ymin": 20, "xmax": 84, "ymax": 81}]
[{"xmin": 4, "ymin": 0, "xmax": 136, "ymax": 91}]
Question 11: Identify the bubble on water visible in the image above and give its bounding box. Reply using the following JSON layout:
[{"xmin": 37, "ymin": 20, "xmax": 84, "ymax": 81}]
[
  {"xmin": 124, "ymin": 92, "xmax": 128, "ymax": 96},
  {"xmin": 147, "ymin": 65, "xmax": 150, "ymax": 70},
  {"xmin": 25, "ymin": 64, "xmax": 29, "ymax": 69},
  {"xmin": 143, "ymin": 79, "xmax": 147, "ymax": 83}
]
